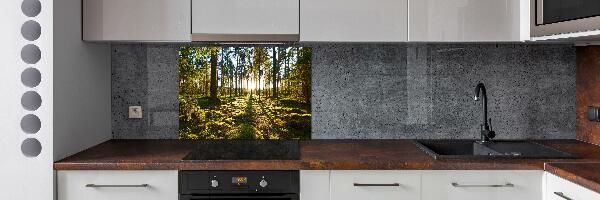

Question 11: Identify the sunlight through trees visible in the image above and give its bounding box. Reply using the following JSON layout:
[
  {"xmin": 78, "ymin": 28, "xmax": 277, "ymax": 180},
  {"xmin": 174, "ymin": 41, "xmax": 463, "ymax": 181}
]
[{"xmin": 179, "ymin": 46, "xmax": 312, "ymax": 140}]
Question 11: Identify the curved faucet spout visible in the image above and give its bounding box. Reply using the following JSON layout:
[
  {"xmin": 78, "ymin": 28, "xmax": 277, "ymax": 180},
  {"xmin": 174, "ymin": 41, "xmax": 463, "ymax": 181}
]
[
  {"xmin": 474, "ymin": 83, "xmax": 488, "ymax": 127},
  {"xmin": 474, "ymin": 83, "xmax": 494, "ymax": 142}
]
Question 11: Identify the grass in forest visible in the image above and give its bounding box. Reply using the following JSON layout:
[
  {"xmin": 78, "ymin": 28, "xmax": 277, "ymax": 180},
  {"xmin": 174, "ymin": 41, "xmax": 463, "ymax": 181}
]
[{"xmin": 179, "ymin": 94, "xmax": 311, "ymax": 140}]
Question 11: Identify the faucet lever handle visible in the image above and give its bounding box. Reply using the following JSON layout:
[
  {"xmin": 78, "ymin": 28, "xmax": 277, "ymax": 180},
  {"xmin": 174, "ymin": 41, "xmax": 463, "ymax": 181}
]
[{"xmin": 488, "ymin": 118, "xmax": 496, "ymax": 139}]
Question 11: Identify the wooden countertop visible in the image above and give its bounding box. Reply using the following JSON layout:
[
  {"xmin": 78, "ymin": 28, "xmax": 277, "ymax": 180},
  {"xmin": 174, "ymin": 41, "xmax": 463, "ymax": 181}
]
[
  {"xmin": 545, "ymin": 162, "xmax": 600, "ymax": 194},
  {"xmin": 54, "ymin": 139, "xmax": 600, "ymax": 170},
  {"xmin": 54, "ymin": 139, "xmax": 600, "ymax": 194}
]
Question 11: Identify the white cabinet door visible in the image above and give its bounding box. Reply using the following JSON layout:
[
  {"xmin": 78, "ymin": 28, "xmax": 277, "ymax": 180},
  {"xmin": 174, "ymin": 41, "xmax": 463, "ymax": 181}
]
[
  {"xmin": 330, "ymin": 170, "xmax": 420, "ymax": 200},
  {"xmin": 301, "ymin": 170, "xmax": 331, "ymax": 200},
  {"xmin": 421, "ymin": 170, "xmax": 543, "ymax": 200},
  {"xmin": 82, "ymin": 0, "xmax": 191, "ymax": 41},
  {"xmin": 409, "ymin": 0, "xmax": 529, "ymax": 42},
  {"xmin": 545, "ymin": 172, "xmax": 600, "ymax": 200},
  {"xmin": 300, "ymin": 0, "xmax": 408, "ymax": 42},
  {"xmin": 192, "ymin": 0, "xmax": 299, "ymax": 41},
  {"xmin": 57, "ymin": 170, "xmax": 178, "ymax": 200}
]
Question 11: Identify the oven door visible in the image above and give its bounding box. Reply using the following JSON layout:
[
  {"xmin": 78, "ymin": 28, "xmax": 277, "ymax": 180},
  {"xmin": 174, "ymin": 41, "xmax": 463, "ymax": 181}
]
[
  {"xmin": 180, "ymin": 194, "xmax": 299, "ymax": 200},
  {"xmin": 532, "ymin": 0, "xmax": 600, "ymax": 37}
]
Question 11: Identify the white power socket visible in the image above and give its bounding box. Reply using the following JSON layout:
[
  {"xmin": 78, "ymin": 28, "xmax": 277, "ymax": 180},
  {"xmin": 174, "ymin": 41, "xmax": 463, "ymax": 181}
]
[{"xmin": 128, "ymin": 106, "xmax": 143, "ymax": 119}]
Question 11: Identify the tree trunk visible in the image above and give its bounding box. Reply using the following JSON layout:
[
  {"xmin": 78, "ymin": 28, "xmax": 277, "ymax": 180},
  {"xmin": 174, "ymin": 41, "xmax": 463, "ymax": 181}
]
[
  {"xmin": 210, "ymin": 50, "xmax": 218, "ymax": 100},
  {"xmin": 272, "ymin": 47, "xmax": 278, "ymax": 98}
]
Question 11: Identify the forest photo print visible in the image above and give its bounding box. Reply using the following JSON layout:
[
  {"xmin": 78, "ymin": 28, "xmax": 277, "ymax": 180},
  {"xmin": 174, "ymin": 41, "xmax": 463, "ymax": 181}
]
[{"xmin": 179, "ymin": 46, "xmax": 312, "ymax": 140}]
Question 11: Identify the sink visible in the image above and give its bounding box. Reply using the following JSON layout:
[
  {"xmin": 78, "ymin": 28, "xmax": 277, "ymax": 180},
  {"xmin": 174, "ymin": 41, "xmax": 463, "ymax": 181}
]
[{"xmin": 413, "ymin": 140, "xmax": 577, "ymax": 160}]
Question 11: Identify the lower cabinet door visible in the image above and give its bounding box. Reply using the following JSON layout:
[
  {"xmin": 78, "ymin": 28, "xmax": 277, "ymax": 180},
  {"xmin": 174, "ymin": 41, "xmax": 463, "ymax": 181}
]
[
  {"xmin": 421, "ymin": 170, "xmax": 543, "ymax": 200},
  {"xmin": 57, "ymin": 170, "xmax": 178, "ymax": 200},
  {"xmin": 330, "ymin": 170, "xmax": 421, "ymax": 200},
  {"xmin": 300, "ymin": 170, "xmax": 330, "ymax": 200},
  {"xmin": 545, "ymin": 172, "xmax": 600, "ymax": 200}
]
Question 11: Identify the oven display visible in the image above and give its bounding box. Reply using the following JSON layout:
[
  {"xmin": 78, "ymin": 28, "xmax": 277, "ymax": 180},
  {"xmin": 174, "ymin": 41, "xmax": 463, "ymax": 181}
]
[{"xmin": 232, "ymin": 176, "xmax": 248, "ymax": 185}]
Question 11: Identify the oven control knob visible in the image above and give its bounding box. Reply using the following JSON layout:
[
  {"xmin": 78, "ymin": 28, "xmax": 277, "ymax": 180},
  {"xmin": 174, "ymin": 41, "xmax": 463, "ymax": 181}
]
[
  {"xmin": 259, "ymin": 179, "xmax": 268, "ymax": 188},
  {"xmin": 211, "ymin": 180, "xmax": 219, "ymax": 188}
]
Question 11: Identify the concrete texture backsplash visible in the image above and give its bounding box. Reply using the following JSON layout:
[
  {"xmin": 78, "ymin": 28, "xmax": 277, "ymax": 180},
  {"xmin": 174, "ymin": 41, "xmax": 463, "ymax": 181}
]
[
  {"xmin": 112, "ymin": 45, "xmax": 180, "ymax": 139},
  {"xmin": 112, "ymin": 44, "xmax": 576, "ymax": 139}
]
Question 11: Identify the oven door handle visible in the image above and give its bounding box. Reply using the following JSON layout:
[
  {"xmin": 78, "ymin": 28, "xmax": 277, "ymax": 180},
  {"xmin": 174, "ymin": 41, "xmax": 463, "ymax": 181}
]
[
  {"xmin": 180, "ymin": 196, "xmax": 209, "ymax": 200},
  {"xmin": 211, "ymin": 196, "xmax": 297, "ymax": 199},
  {"xmin": 181, "ymin": 194, "xmax": 298, "ymax": 200}
]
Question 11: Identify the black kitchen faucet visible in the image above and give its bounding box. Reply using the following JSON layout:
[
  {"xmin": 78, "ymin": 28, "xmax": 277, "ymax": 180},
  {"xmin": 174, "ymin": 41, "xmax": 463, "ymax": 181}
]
[{"xmin": 474, "ymin": 82, "xmax": 495, "ymax": 143}]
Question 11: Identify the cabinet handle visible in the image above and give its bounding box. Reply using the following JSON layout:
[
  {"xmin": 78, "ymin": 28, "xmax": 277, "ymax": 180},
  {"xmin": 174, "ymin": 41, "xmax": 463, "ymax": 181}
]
[
  {"xmin": 353, "ymin": 183, "xmax": 400, "ymax": 187},
  {"xmin": 451, "ymin": 182, "xmax": 514, "ymax": 188},
  {"xmin": 553, "ymin": 192, "xmax": 573, "ymax": 200},
  {"xmin": 85, "ymin": 184, "xmax": 149, "ymax": 188}
]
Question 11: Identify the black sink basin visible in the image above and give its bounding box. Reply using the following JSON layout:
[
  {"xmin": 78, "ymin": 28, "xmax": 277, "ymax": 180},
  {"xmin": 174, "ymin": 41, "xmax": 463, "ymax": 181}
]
[{"xmin": 413, "ymin": 140, "xmax": 577, "ymax": 160}]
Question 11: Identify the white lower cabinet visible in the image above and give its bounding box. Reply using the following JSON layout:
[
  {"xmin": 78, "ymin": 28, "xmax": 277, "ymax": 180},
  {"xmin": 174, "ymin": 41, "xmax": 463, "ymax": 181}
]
[
  {"xmin": 545, "ymin": 172, "xmax": 600, "ymax": 200},
  {"xmin": 421, "ymin": 170, "xmax": 543, "ymax": 200},
  {"xmin": 57, "ymin": 170, "xmax": 178, "ymax": 200},
  {"xmin": 301, "ymin": 170, "xmax": 331, "ymax": 200},
  {"xmin": 330, "ymin": 170, "xmax": 421, "ymax": 200},
  {"xmin": 58, "ymin": 170, "xmax": 600, "ymax": 200}
]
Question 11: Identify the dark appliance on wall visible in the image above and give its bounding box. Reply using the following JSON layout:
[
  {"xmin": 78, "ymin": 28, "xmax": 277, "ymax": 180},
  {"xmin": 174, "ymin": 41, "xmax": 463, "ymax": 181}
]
[
  {"xmin": 179, "ymin": 171, "xmax": 299, "ymax": 200},
  {"xmin": 532, "ymin": 0, "xmax": 600, "ymax": 37}
]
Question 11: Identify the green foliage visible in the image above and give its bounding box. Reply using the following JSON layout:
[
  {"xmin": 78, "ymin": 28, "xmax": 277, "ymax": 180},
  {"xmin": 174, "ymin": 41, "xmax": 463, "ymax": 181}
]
[{"xmin": 178, "ymin": 46, "xmax": 312, "ymax": 140}]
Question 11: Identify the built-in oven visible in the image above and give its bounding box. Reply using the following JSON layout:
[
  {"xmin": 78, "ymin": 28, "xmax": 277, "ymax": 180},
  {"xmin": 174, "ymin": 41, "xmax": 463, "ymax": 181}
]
[
  {"xmin": 532, "ymin": 0, "xmax": 600, "ymax": 37},
  {"xmin": 179, "ymin": 171, "xmax": 299, "ymax": 200}
]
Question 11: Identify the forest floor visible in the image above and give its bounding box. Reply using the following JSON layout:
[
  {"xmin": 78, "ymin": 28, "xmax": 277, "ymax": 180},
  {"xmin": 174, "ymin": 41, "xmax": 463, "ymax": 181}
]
[{"xmin": 179, "ymin": 93, "xmax": 311, "ymax": 140}]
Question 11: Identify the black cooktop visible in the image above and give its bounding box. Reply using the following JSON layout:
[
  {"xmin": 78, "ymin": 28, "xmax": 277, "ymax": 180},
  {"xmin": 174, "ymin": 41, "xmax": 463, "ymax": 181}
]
[{"xmin": 182, "ymin": 140, "xmax": 300, "ymax": 160}]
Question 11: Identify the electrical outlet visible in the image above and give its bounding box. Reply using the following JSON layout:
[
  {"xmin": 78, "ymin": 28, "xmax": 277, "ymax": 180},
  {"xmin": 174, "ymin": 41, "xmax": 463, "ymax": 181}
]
[{"xmin": 129, "ymin": 106, "xmax": 143, "ymax": 119}]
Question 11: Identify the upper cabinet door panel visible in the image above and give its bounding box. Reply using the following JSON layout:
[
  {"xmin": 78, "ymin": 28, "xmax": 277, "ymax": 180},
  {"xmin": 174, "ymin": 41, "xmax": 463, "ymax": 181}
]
[
  {"xmin": 300, "ymin": 0, "xmax": 408, "ymax": 42},
  {"xmin": 409, "ymin": 0, "xmax": 529, "ymax": 42},
  {"xmin": 192, "ymin": 0, "xmax": 299, "ymax": 39},
  {"xmin": 83, "ymin": 0, "xmax": 191, "ymax": 41}
]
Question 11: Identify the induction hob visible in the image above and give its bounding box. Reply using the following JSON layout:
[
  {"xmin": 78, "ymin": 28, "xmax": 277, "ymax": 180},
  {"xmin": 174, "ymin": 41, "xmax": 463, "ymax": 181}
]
[{"xmin": 182, "ymin": 140, "xmax": 300, "ymax": 160}]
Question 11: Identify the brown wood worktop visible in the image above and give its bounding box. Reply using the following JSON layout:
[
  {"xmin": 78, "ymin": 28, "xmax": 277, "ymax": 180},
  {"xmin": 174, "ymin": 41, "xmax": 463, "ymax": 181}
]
[
  {"xmin": 54, "ymin": 139, "xmax": 600, "ymax": 171},
  {"xmin": 545, "ymin": 162, "xmax": 600, "ymax": 194}
]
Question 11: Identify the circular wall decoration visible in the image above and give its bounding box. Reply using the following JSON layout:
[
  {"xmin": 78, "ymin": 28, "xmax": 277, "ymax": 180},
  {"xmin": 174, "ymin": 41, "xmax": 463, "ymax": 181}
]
[
  {"xmin": 21, "ymin": 138, "xmax": 42, "ymax": 157},
  {"xmin": 21, "ymin": 0, "xmax": 41, "ymax": 17},
  {"xmin": 21, "ymin": 68, "xmax": 41, "ymax": 88},
  {"xmin": 21, "ymin": 0, "xmax": 44, "ymax": 160},
  {"xmin": 21, "ymin": 44, "xmax": 41, "ymax": 64},
  {"xmin": 21, "ymin": 91, "xmax": 42, "ymax": 111},
  {"xmin": 20, "ymin": 114, "xmax": 41, "ymax": 134},
  {"xmin": 21, "ymin": 20, "xmax": 41, "ymax": 41}
]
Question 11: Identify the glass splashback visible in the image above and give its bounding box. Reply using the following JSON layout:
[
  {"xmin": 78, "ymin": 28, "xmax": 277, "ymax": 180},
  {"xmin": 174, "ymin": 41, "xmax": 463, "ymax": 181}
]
[{"xmin": 178, "ymin": 46, "xmax": 311, "ymax": 140}]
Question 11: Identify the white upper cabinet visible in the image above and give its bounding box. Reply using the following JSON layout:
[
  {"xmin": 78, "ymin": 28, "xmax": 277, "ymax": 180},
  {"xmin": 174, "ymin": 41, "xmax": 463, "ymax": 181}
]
[
  {"xmin": 409, "ymin": 0, "xmax": 530, "ymax": 42},
  {"xmin": 82, "ymin": 0, "xmax": 191, "ymax": 42},
  {"xmin": 300, "ymin": 0, "xmax": 409, "ymax": 42},
  {"xmin": 191, "ymin": 0, "xmax": 300, "ymax": 41}
]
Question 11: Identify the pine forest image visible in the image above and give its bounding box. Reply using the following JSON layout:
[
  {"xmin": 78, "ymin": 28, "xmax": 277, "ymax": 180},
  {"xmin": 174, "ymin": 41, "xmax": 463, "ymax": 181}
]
[{"xmin": 179, "ymin": 46, "xmax": 312, "ymax": 140}]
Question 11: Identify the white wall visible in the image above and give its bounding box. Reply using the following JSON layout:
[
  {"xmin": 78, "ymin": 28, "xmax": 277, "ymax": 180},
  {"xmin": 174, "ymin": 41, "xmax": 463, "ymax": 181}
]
[
  {"xmin": 0, "ymin": 0, "xmax": 53, "ymax": 199},
  {"xmin": 53, "ymin": 0, "xmax": 112, "ymax": 161}
]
